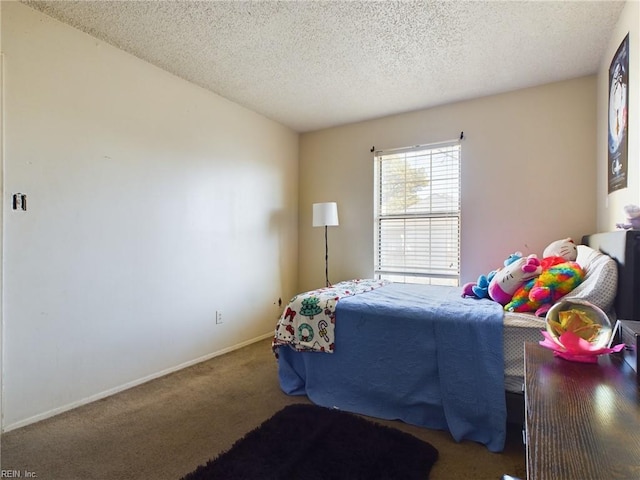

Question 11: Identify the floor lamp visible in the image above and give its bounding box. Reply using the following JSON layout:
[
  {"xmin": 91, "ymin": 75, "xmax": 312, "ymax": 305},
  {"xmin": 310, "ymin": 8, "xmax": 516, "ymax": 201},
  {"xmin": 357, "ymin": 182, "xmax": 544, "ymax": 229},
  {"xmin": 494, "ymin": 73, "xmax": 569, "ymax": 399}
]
[{"xmin": 312, "ymin": 202, "xmax": 339, "ymax": 287}]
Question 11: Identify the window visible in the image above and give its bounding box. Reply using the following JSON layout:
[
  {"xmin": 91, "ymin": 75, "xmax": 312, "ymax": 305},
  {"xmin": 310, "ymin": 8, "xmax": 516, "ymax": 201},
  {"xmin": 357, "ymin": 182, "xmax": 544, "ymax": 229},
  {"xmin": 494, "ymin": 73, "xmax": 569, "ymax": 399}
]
[{"xmin": 374, "ymin": 141, "xmax": 461, "ymax": 285}]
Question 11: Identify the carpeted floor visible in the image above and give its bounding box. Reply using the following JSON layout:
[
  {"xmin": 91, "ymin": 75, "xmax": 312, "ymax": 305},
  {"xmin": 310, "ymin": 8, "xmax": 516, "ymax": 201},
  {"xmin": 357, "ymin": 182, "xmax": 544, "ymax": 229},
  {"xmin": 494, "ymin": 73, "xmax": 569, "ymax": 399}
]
[{"xmin": 0, "ymin": 338, "xmax": 526, "ymax": 480}]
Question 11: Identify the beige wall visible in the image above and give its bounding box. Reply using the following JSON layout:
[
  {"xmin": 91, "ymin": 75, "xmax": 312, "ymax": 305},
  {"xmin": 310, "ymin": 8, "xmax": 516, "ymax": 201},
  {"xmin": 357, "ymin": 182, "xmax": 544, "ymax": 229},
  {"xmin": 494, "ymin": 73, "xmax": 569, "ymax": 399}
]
[
  {"xmin": 1, "ymin": 2, "xmax": 298, "ymax": 430},
  {"xmin": 597, "ymin": 0, "xmax": 640, "ymax": 230},
  {"xmin": 299, "ymin": 77, "xmax": 598, "ymax": 292}
]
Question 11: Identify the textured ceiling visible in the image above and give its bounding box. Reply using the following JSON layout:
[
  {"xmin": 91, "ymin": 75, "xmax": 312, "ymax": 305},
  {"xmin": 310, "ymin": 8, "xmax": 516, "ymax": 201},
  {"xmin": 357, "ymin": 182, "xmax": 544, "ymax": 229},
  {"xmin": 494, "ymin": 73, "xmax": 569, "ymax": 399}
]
[{"xmin": 22, "ymin": 0, "xmax": 625, "ymax": 132}]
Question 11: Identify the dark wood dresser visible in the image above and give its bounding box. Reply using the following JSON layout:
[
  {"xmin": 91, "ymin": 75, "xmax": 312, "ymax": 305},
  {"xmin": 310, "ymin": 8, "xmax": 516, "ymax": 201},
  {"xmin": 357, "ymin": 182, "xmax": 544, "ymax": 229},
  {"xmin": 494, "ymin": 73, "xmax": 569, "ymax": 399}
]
[{"xmin": 524, "ymin": 342, "xmax": 640, "ymax": 480}]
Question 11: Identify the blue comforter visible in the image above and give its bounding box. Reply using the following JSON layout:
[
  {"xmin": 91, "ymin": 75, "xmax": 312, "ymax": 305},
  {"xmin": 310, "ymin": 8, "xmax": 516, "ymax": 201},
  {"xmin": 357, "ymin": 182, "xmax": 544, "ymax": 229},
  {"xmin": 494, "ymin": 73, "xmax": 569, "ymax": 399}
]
[{"xmin": 276, "ymin": 282, "xmax": 507, "ymax": 452}]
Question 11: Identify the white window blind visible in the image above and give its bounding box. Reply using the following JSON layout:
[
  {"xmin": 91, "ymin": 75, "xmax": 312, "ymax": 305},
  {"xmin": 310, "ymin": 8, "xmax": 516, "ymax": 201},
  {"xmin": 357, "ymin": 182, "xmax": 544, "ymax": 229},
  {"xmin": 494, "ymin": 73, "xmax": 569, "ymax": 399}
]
[{"xmin": 374, "ymin": 141, "xmax": 461, "ymax": 285}]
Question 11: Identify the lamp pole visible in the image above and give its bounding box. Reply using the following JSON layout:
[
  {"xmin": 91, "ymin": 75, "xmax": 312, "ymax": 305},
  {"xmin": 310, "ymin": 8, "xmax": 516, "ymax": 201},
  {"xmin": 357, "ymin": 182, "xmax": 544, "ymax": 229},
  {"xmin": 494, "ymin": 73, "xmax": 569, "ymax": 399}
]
[{"xmin": 324, "ymin": 225, "xmax": 330, "ymax": 287}]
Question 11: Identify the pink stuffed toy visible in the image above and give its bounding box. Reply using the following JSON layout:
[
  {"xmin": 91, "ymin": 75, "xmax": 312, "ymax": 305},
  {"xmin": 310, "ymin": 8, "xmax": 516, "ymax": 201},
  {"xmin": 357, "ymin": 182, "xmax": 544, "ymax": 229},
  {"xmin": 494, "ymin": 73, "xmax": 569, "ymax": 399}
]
[{"xmin": 488, "ymin": 255, "xmax": 542, "ymax": 305}]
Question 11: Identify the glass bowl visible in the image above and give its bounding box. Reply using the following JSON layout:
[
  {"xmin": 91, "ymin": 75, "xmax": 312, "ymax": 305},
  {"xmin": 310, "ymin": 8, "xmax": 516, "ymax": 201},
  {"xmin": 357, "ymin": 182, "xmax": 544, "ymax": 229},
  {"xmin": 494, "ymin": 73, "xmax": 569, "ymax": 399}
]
[{"xmin": 545, "ymin": 299, "xmax": 612, "ymax": 350}]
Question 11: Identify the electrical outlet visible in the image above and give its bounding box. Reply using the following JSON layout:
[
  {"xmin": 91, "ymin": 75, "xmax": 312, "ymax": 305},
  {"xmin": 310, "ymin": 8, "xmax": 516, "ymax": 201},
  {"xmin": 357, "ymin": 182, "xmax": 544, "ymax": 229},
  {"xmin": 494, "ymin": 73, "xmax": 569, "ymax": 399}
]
[{"xmin": 216, "ymin": 311, "xmax": 223, "ymax": 324}]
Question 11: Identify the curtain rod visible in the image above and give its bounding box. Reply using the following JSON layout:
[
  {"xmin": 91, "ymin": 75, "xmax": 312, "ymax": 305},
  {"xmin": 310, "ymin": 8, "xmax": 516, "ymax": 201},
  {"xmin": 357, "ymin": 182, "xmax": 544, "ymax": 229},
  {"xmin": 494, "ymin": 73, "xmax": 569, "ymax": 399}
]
[{"xmin": 370, "ymin": 131, "xmax": 464, "ymax": 155}]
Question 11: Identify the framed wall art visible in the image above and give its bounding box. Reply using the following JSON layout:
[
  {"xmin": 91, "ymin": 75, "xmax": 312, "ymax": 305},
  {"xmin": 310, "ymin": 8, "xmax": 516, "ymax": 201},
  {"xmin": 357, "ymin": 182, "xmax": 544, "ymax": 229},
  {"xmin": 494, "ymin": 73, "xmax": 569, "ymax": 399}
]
[{"xmin": 608, "ymin": 33, "xmax": 629, "ymax": 194}]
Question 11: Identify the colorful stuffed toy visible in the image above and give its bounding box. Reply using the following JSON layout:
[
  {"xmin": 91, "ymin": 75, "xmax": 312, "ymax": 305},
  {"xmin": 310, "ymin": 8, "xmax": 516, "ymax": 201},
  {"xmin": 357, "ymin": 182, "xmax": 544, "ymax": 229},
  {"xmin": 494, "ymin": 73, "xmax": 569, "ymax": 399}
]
[
  {"xmin": 462, "ymin": 252, "xmax": 522, "ymax": 299},
  {"xmin": 505, "ymin": 238, "xmax": 582, "ymax": 316},
  {"xmin": 464, "ymin": 238, "xmax": 579, "ymax": 309},
  {"xmin": 461, "ymin": 270, "xmax": 496, "ymax": 299},
  {"xmin": 488, "ymin": 254, "xmax": 542, "ymax": 305},
  {"xmin": 505, "ymin": 261, "xmax": 584, "ymax": 316}
]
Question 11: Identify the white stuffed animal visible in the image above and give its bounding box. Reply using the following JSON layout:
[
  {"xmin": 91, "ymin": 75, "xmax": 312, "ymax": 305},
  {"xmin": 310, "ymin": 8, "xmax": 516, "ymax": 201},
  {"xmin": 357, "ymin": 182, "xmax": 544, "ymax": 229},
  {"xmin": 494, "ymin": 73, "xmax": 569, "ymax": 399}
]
[
  {"xmin": 616, "ymin": 204, "xmax": 640, "ymax": 230},
  {"xmin": 543, "ymin": 237, "xmax": 577, "ymax": 262}
]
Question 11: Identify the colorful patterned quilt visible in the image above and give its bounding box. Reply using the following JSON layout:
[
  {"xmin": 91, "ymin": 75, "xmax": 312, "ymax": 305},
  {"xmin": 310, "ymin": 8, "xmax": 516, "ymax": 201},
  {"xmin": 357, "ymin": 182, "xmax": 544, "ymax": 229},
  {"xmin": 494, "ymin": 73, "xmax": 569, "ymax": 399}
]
[{"xmin": 272, "ymin": 279, "xmax": 389, "ymax": 354}]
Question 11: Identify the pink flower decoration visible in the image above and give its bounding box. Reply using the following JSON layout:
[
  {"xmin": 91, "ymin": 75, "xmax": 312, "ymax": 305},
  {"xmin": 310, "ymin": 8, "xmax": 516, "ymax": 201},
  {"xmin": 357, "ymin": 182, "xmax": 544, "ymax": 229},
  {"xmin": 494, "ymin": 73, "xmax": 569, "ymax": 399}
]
[{"xmin": 539, "ymin": 330, "xmax": 624, "ymax": 363}]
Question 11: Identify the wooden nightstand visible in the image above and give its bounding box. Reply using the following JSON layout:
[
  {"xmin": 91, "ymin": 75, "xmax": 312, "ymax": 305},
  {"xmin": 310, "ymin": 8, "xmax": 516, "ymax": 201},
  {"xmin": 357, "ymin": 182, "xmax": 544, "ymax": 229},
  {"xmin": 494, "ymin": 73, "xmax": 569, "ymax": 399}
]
[{"xmin": 524, "ymin": 342, "xmax": 640, "ymax": 480}]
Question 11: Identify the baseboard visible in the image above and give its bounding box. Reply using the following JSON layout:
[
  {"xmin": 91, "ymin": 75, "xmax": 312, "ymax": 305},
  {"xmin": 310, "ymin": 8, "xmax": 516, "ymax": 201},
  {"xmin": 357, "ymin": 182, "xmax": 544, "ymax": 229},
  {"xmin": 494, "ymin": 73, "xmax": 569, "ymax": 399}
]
[{"xmin": 2, "ymin": 332, "xmax": 274, "ymax": 433}]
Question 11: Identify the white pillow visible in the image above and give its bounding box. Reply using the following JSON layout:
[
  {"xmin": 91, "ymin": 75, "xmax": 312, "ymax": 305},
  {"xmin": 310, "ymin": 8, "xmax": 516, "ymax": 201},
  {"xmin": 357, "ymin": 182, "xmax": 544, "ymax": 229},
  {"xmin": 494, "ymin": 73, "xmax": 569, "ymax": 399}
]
[{"xmin": 563, "ymin": 245, "xmax": 618, "ymax": 312}]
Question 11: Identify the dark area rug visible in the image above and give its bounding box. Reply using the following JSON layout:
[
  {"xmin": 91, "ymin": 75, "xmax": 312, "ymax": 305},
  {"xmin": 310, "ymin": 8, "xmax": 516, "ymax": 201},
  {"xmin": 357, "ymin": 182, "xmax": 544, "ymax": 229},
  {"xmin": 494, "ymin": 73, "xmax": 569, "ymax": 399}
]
[{"xmin": 181, "ymin": 403, "xmax": 439, "ymax": 480}]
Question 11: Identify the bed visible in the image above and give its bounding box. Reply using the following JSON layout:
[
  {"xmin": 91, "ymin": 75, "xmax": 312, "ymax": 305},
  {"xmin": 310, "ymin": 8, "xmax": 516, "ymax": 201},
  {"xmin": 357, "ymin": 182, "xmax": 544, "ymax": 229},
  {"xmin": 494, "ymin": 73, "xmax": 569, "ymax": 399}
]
[{"xmin": 272, "ymin": 231, "xmax": 638, "ymax": 452}]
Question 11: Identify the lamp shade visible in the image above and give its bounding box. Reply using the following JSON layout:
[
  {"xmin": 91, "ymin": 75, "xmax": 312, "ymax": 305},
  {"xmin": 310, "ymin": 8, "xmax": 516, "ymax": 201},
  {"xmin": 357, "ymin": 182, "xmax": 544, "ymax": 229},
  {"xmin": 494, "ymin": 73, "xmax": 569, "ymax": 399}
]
[{"xmin": 312, "ymin": 202, "xmax": 339, "ymax": 227}]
